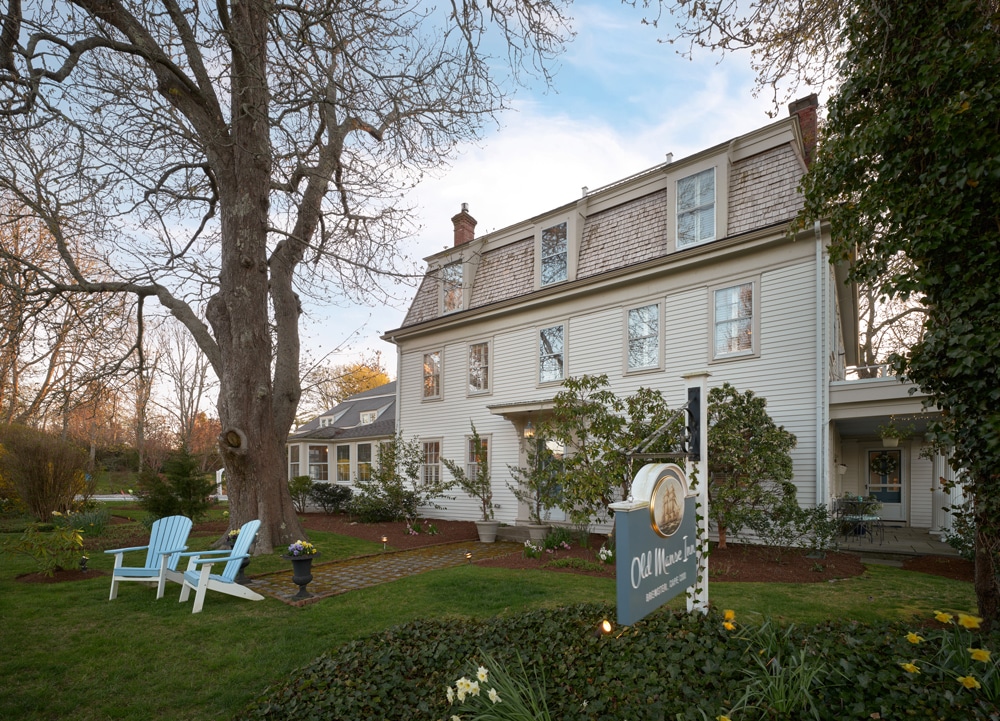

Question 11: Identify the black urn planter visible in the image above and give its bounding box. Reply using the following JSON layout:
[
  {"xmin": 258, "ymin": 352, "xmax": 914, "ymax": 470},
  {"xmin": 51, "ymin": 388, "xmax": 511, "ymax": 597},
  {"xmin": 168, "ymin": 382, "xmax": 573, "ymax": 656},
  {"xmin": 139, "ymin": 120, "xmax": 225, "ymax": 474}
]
[{"xmin": 282, "ymin": 554, "xmax": 319, "ymax": 599}]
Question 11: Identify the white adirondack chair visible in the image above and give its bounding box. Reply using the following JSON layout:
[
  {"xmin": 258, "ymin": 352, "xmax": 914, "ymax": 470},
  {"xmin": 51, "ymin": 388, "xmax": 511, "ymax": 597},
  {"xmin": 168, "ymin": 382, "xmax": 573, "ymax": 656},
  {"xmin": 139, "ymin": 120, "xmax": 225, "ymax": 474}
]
[
  {"xmin": 105, "ymin": 515, "xmax": 193, "ymax": 600},
  {"xmin": 178, "ymin": 519, "xmax": 265, "ymax": 613}
]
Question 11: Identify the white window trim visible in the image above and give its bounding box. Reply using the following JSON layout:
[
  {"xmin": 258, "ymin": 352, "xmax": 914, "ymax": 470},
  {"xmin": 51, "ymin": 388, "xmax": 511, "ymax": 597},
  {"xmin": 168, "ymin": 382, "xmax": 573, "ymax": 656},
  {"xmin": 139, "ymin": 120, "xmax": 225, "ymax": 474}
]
[
  {"xmin": 709, "ymin": 276, "xmax": 761, "ymax": 362},
  {"xmin": 623, "ymin": 300, "xmax": 664, "ymax": 374},
  {"xmin": 465, "ymin": 433, "xmax": 491, "ymax": 479},
  {"xmin": 335, "ymin": 444, "xmax": 351, "ymax": 483},
  {"xmin": 533, "ymin": 214, "xmax": 578, "ymax": 289},
  {"xmin": 538, "ymin": 321, "xmax": 567, "ymax": 386},
  {"xmin": 422, "ymin": 349, "xmax": 443, "ymax": 401},
  {"xmin": 667, "ymin": 157, "xmax": 729, "ymax": 253},
  {"xmin": 467, "ymin": 339, "xmax": 493, "ymax": 397},
  {"xmin": 356, "ymin": 442, "xmax": 373, "ymax": 482},
  {"xmin": 421, "ymin": 438, "xmax": 443, "ymax": 486}
]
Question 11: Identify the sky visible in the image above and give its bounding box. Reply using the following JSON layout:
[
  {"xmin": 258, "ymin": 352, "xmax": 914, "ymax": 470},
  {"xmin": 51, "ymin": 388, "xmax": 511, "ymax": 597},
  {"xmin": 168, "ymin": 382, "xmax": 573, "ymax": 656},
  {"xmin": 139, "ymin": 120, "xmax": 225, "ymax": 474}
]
[{"xmin": 302, "ymin": 1, "xmax": 806, "ymax": 376}]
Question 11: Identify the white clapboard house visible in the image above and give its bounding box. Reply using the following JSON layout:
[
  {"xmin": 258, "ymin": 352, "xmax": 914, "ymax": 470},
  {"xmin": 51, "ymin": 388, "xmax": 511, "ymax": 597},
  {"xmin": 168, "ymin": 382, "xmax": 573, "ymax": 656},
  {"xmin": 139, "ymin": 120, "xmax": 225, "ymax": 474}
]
[{"xmin": 375, "ymin": 95, "xmax": 957, "ymax": 538}]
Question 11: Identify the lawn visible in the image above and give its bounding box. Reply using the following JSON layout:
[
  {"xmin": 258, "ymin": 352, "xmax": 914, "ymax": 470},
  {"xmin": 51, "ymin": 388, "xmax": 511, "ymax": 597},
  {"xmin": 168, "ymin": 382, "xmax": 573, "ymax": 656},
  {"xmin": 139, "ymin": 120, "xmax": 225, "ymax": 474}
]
[{"xmin": 0, "ymin": 518, "xmax": 982, "ymax": 721}]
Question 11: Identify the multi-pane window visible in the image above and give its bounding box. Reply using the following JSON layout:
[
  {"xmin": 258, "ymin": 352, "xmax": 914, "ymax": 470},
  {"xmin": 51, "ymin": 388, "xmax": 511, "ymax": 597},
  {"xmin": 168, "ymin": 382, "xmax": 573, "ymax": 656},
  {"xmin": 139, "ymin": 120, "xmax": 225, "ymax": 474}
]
[
  {"xmin": 357, "ymin": 443, "xmax": 372, "ymax": 482},
  {"xmin": 423, "ymin": 351, "xmax": 441, "ymax": 398},
  {"xmin": 539, "ymin": 324, "xmax": 564, "ymax": 383},
  {"xmin": 466, "ymin": 435, "xmax": 489, "ymax": 479},
  {"xmin": 468, "ymin": 341, "xmax": 490, "ymax": 394},
  {"xmin": 359, "ymin": 410, "xmax": 377, "ymax": 424},
  {"xmin": 714, "ymin": 282, "xmax": 754, "ymax": 357},
  {"xmin": 677, "ymin": 168, "xmax": 716, "ymax": 248},
  {"xmin": 336, "ymin": 445, "xmax": 350, "ymax": 482},
  {"xmin": 442, "ymin": 262, "xmax": 463, "ymax": 312},
  {"xmin": 308, "ymin": 445, "xmax": 329, "ymax": 481},
  {"xmin": 422, "ymin": 440, "xmax": 441, "ymax": 485},
  {"xmin": 540, "ymin": 222, "xmax": 568, "ymax": 285},
  {"xmin": 288, "ymin": 445, "xmax": 300, "ymax": 478},
  {"xmin": 627, "ymin": 303, "xmax": 659, "ymax": 370}
]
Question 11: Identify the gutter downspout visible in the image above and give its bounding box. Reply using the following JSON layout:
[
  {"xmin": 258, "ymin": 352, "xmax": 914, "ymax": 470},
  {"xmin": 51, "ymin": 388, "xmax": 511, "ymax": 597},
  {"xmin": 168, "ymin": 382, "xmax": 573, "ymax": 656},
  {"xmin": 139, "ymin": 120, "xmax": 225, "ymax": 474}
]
[{"xmin": 815, "ymin": 220, "xmax": 830, "ymax": 508}]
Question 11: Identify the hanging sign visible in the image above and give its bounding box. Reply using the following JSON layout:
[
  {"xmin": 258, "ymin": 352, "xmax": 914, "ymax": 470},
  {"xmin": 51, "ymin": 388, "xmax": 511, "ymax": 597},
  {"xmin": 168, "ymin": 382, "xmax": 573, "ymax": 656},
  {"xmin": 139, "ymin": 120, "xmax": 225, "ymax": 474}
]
[{"xmin": 610, "ymin": 463, "xmax": 698, "ymax": 626}]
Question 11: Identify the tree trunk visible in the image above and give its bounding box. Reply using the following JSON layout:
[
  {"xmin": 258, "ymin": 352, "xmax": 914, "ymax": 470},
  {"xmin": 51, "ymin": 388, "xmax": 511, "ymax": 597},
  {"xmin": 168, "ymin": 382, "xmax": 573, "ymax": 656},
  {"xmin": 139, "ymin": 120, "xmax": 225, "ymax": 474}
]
[
  {"xmin": 974, "ymin": 509, "xmax": 1000, "ymax": 631},
  {"xmin": 204, "ymin": 0, "xmax": 306, "ymax": 554},
  {"xmin": 717, "ymin": 523, "xmax": 728, "ymax": 550}
]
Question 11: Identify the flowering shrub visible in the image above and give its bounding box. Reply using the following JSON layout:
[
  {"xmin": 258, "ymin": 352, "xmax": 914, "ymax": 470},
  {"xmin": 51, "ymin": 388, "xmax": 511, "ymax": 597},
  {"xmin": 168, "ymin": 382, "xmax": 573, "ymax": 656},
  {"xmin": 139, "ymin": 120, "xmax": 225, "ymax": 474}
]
[
  {"xmin": 286, "ymin": 539, "xmax": 317, "ymax": 557},
  {"xmin": 523, "ymin": 540, "xmax": 542, "ymax": 559},
  {"xmin": 446, "ymin": 650, "xmax": 551, "ymax": 721},
  {"xmin": 597, "ymin": 542, "xmax": 614, "ymax": 565},
  {"xmin": 897, "ymin": 611, "xmax": 999, "ymax": 700},
  {"xmin": 227, "ymin": 529, "xmax": 241, "ymax": 544}
]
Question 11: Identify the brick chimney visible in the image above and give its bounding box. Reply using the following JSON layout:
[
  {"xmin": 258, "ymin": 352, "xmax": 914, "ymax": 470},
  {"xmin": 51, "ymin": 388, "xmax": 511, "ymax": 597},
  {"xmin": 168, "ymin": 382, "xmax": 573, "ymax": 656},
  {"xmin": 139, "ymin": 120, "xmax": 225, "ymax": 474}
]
[
  {"xmin": 451, "ymin": 203, "xmax": 477, "ymax": 246},
  {"xmin": 788, "ymin": 94, "xmax": 819, "ymax": 165}
]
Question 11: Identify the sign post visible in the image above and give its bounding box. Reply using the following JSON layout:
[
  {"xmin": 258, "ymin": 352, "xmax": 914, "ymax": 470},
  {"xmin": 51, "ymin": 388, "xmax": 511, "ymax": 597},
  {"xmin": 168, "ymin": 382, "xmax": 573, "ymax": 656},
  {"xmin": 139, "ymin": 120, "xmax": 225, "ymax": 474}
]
[{"xmin": 683, "ymin": 371, "xmax": 710, "ymax": 615}]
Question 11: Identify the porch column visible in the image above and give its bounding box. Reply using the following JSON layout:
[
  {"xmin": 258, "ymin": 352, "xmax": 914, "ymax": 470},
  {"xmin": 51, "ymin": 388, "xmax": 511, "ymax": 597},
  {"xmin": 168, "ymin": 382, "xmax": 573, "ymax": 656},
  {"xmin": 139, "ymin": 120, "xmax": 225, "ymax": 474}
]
[{"xmin": 930, "ymin": 454, "xmax": 948, "ymax": 536}]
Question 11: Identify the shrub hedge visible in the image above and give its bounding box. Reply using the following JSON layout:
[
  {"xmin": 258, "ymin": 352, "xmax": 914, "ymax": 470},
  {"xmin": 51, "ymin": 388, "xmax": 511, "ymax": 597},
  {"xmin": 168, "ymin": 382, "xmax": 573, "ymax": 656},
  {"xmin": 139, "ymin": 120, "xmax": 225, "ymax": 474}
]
[{"xmin": 238, "ymin": 604, "xmax": 1000, "ymax": 721}]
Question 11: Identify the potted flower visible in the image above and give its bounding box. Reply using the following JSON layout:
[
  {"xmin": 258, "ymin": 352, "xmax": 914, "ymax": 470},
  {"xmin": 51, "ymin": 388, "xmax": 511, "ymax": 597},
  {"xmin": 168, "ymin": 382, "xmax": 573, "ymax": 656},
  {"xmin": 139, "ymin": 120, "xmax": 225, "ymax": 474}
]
[
  {"xmin": 442, "ymin": 424, "xmax": 498, "ymax": 542},
  {"xmin": 507, "ymin": 435, "xmax": 562, "ymax": 542},
  {"xmin": 225, "ymin": 528, "xmax": 240, "ymax": 548},
  {"xmin": 877, "ymin": 419, "xmax": 915, "ymax": 447},
  {"xmin": 282, "ymin": 539, "xmax": 319, "ymax": 599}
]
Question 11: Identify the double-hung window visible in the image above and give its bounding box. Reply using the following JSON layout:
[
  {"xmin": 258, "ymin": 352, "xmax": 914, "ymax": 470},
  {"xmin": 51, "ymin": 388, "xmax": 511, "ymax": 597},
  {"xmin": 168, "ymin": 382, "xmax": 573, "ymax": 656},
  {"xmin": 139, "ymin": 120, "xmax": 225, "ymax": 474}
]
[
  {"xmin": 423, "ymin": 351, "xmax": 441, "ymax": 399},
  {"xmin": 422, "ymin": 440, "xmax": 441, "ymax": 485},
  {"xmin": 540, "ymin": 222, "xmax": 568, "ymax": 285},
  {"xmin": 308, "ymin": 445, "xmax": 329, "ymax": 481},
  {"xmin": 357, "ymin": 443, "xmax": 372, "ymax": 482},
  {"xmin": 677, "ymin": 168, "xmax": 716, "ymax": 248},
  {"xmin": 336, "ymin": 445, "xmax": 350, "ymax": 482},
  {"xmin": 468, "ymin": 341, "xmax": 490, "ymax": 394},
  {"xmin": 288, "ymin": 445, "xmax": 300, "ymax": 478},
  {"xmin": 466, "ymin": 435, "xmax": 489, "ymax": 479},
  {"xmin": 442, "ymin": 262, "xmax": 463, "ymax": 313},
  {"xmin": 713, "ymin": 281, "xmax": 755, "ymax": 358},
  {"xmin": 627, "ymin": 303, "xmax": 660, "ymax": 371},
  {"xmin": 539, "ymin": 324, "xmax": 565, "ymax": 383}
]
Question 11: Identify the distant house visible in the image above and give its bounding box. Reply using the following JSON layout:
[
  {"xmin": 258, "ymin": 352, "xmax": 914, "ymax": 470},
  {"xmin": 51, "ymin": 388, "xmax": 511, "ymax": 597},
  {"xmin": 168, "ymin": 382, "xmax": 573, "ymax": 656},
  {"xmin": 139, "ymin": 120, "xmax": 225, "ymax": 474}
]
[
  {"xmin": 286, "ymin": 382, "xmax": 396, "ymax": 485},
  {"xmin": 380, "ymin": 95, "xmax": 960, "ymax": 539}
]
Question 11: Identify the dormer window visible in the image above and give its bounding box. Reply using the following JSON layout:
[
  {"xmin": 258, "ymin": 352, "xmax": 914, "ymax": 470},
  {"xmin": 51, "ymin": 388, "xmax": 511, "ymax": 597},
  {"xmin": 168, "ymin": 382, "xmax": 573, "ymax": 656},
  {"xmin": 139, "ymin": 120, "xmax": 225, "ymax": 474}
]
[
  {"xmin": 442, "ymin": 261, "xmax": 463, "ymax": 313},
  {"xmin": 540, "ymin": 222, "xmax": 568, "ymax": 285},
  {"xmin": 677, "ymin": 168, "xmax": 716, "ymax": 249},
  {"xmin": 359, "ymin": 410, "xmax": 377, "ymax": 425}
]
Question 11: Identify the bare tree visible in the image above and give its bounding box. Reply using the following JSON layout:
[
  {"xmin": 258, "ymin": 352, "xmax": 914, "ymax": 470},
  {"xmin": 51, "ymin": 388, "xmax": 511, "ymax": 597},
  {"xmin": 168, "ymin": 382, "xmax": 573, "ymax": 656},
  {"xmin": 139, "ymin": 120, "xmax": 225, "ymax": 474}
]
[
  {"xmin": 299, "ymin": 352, "xmax": 391, "ymax": 419},
  {"xmin": 155, "ymin": 321, "xmax": 216, "ymax": 450},
  {"xmin": 0, "ymin": 1, "xmax": 572, "ymax": 551}
]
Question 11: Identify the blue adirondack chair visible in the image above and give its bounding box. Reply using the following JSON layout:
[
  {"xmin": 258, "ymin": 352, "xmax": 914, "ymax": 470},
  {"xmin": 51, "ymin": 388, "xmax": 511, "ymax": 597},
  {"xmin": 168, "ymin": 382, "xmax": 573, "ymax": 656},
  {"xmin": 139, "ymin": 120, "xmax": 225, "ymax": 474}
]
[
  {"xmin": 178, "ymin": 519, "xmax": 265, "ymax": 613},
  {"xmin": 105, "ymin": 515, "xmax": 193, "ymax": 600}
]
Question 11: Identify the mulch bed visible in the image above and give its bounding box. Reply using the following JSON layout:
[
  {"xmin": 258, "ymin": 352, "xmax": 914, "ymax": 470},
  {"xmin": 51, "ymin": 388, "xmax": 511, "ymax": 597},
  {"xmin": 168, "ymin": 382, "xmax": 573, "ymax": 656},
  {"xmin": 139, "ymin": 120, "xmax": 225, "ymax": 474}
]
[{"xmin": 16, "ymin": 511, "xmax": 974, "ymax": 584}]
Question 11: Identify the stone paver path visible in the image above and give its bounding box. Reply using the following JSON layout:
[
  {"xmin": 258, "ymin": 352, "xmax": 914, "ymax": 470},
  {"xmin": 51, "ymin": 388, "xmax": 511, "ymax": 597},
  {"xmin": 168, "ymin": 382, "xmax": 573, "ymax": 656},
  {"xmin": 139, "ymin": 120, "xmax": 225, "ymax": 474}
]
[{"xmin": 250, "ymin": 541, "xmax": 520, "ymax": 606}]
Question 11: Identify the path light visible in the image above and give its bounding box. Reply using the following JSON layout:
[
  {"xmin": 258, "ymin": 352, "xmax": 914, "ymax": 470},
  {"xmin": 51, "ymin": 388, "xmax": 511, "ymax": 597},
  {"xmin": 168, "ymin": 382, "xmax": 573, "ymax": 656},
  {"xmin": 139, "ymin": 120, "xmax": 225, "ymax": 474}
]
[
  {"xmin": 79, "ymin": 555, "xmax": 89, "ymax": 573},
  {"xmin": 381, "ymin": 536, "xmax": 388, "ymax": 551},
  {"xmin": 594, "ymin": 619, "xmax": 612, "ymax": 638},
  {"xmin": 465, "ymin": 551, "xmax": 473, "ymax": 564}
]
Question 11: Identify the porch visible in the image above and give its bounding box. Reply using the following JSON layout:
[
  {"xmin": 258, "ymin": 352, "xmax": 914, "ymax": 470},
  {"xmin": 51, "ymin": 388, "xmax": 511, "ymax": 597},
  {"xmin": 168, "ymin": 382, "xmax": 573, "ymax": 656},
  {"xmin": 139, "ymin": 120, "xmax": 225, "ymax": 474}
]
[{"xmin": 837, "ymin": 523, "xmax": 959, "ymax": 558}]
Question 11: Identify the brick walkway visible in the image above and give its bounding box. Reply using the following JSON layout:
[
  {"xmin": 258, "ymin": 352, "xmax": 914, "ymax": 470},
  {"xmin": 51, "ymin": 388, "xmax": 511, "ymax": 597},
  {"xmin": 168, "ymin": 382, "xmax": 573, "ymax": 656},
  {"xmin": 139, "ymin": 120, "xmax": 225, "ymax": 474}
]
[{"xmin": 249, "ymin": 541, "xmax": 521, "ymax": 606}]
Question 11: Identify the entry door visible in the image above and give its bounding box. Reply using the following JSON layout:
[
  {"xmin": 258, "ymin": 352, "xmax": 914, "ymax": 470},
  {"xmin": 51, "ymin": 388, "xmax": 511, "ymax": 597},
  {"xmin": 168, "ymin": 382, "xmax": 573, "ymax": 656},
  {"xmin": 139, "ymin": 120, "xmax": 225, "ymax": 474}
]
[{"xmin": 867, "ymin": 449, "xmax": 905, "ymax": 522}]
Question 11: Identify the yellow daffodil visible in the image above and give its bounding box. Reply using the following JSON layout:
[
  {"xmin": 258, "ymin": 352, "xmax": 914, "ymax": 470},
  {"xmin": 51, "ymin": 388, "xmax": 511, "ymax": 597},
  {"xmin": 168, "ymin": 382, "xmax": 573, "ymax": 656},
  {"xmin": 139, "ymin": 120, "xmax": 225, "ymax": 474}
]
[
  {"xmin": 723, "ymin": 621, "xmax": 736, "ymax": 631},
  {"xmin": 900, "ymin": 662, "xmax": 920, "ymax": 674},
  {"xmin": 723, "ymin": 609, "xmax": 736, "ymax": 621},
  {"xmin": 958, "ymin": 614, "xmax": 983, "ymax": 630},
  {"xmin": 906, "ymin": 632, "xmax": 925, "ymax": 644},
  {"xmin": 934, "ymin": 611, "xmax": 953, "ymax": 624},
  {"xmin": 718, "ymin": 716, "xmax": 732, "ymax": 721},
  {"xmin": 477, "ymin": 666, "xmax": 488, "ymax": 683},
  {"xmin": 958, "ymin": 675, "xmax": 982, "ymax": 690},
  {"xmin": 969, "ymin": 648, "xmax": 992, "ymax": 663}
]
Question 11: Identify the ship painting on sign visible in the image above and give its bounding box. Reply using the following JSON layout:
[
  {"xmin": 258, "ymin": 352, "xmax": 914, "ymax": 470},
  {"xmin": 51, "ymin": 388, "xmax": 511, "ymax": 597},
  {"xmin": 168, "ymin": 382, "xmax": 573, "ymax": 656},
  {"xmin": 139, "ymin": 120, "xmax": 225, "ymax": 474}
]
[{"xmin": 652, "ymin": 473, "xmax": 684, "ymax": 538}]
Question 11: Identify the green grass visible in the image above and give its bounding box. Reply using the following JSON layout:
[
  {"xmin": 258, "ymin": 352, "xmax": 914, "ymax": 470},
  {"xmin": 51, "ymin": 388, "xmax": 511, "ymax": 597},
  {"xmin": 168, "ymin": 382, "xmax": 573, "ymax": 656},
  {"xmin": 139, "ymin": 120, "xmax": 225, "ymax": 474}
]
[{"xmin": 0, "ymin": 524, "xmax": 978, "ymax": 721}]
